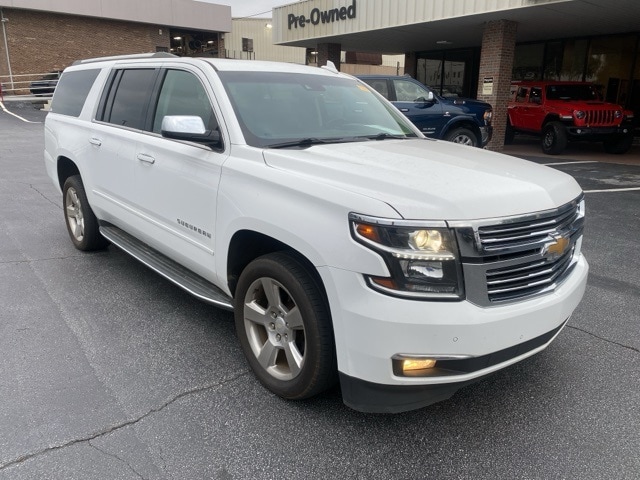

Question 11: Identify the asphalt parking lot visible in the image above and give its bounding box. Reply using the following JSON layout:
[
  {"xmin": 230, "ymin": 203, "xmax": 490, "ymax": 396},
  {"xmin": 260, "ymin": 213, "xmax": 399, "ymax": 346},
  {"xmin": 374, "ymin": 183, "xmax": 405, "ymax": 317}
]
[{"xmin": 1, "ymin": 99, "xmax": 639, "ymax": 480}]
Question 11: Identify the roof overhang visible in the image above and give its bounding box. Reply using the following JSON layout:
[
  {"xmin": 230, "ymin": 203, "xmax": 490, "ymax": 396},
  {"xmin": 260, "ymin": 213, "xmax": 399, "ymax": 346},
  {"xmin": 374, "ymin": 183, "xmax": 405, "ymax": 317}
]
[
  {"xmin": 0, "ymin": 0, "xmax": 232, "ymax": 32},
  {"xmin": 273, "ymin": 0, "xmax": 640, "ymax": 53}
]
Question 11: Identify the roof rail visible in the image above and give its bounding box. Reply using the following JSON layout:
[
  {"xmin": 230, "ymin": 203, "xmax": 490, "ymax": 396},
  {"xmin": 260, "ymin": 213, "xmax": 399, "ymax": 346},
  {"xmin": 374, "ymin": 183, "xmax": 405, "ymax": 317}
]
[{"xmin": 72, "ymin": 52, "xmax": 177, "ymax": 66}]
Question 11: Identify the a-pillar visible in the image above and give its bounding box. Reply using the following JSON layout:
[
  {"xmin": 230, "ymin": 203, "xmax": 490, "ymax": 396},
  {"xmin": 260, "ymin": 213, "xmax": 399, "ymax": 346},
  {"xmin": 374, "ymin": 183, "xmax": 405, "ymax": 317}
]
[
  {"xmin": 317, "ymin": 43, "xmax": 341, "ymax": 70},
  {"xmin": 476, "ymin": 20, "xmax": 517, "ymax": 151}
]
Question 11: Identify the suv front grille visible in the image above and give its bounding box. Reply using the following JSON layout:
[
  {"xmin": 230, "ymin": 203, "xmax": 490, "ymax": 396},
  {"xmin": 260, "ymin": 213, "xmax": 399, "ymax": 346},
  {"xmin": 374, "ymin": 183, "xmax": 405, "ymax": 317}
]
[
  {"xmin": 477, "ymin": 203, "xmax": 578, "ymax": 254},
  {"xmin": 585, "ymin": 109, "xmax": 618, "ymax": 126},
  {"xmin": 452, "ymin": 195, "xmax": 584, "ymax": 307},
  {"xmin": 486, "ymin": 247, "xmax": 574, "ymax": 302}
]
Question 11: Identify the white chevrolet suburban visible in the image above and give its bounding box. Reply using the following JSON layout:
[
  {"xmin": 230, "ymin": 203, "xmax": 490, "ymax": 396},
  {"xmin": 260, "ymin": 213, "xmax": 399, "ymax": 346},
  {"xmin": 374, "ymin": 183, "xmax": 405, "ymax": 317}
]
[{"xmin": 44, "ymin": 53, "xmax": 588, "ymax": 413}]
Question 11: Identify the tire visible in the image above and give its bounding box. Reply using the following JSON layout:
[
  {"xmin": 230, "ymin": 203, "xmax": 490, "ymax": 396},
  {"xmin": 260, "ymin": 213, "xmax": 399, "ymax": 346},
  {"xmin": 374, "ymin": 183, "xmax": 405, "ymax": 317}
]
[
  {"xmin": 62, "ymin": 175, "xmax": 109, "ymax": 251},
  {"xmin": 234, "ymin": 251, "xmax": 337, "ymax": 400},
  {"xmin": 504, "ymin": 121, "xmax": 515, "ymax": 145},
  {"xmin": 444, "ymin": 127, "xmax": 478, "ymax": 147},
  {"xmin": 603, "ymin": 134, "xmax": 633, "ymax": 154},
  {"xmin": 541, "ymin": 121, "xmax": 567, "ymax": 155}
]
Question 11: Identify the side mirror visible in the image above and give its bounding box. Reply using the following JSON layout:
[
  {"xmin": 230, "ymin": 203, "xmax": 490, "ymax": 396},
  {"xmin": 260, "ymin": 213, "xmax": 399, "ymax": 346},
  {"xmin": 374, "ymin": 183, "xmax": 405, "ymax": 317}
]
[
  {"xmin": 416, "ymin": 92, "xmax": 435, "ymax": 103},
  {"xmin": 161, "ymin": 115, "xmax": 221, "ymax": 148}
]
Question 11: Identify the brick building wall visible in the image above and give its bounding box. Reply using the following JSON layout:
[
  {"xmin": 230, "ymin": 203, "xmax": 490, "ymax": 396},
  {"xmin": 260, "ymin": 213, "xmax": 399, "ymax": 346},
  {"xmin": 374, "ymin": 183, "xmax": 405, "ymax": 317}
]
[
  {"xmin": 0, "ymin": 8, "xmax": 170, "ymax": 92},
  {"xmin": 476, "ymin": 19, "xmax": 517, "ymax": 150}
]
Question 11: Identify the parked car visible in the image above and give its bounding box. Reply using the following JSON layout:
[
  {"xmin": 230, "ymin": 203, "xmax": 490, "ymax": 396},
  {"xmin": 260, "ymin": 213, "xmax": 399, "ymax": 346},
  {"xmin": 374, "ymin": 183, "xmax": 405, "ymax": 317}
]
[
  {"xmin": 507, "ymin": 81, "xmax": 635, "ymax": 154},
  {"xmin": 29, "ymin": 71, "xmax": 61, "ymax": 96},
  {"xmin": 44, "ymin": 54, "xmax": 587, "ymax": 413},
  {"xmin": 356, "ymin": 74, "xmax": 493, "ymax": 147}
]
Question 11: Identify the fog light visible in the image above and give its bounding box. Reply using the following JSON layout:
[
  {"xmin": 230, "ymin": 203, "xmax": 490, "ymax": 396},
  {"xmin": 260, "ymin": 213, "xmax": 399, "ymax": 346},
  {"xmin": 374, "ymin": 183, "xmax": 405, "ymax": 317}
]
[{"xmin": 402, "ymin": 358, "xmax": 436, "ymax": 371}]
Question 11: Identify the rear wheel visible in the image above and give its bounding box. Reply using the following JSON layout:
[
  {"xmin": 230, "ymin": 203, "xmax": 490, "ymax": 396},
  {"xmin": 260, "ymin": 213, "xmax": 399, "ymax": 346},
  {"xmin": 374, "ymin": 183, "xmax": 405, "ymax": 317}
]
[
  {"xmin": 444, "ymin": 127, "xmax": 478, "ymax": 147},
  {"xmin": 234, "ymin": 252, "xmax": 336, "ymax": 400},
  {"xmin": 603, "ymin": 134, "xmax": 633, "ymax": 154},
  {"xmin": 541, "ymin": 121, "xmax": 567, "ymax": 155},
  {"xmin": 62, "ymin": 175, "xmax": 109, "ymax": 251}
]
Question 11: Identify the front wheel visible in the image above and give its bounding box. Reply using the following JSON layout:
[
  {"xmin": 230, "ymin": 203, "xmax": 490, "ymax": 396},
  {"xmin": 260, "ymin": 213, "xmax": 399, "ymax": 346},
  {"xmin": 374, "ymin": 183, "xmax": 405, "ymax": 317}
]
[
  {"xmin": 62, "ymin": 175, "xmax": 109, "ymax": 251},
  {"xmin": 444, "ymin": 127, "xmax": 478, "ymax": 147},
  {"xmin": 234, "ymin": 252, "xmax": 336, "ymax": 400},
  {"xmin": 541, "ymin": 121, "xmax": 568, "ymax": 155}
]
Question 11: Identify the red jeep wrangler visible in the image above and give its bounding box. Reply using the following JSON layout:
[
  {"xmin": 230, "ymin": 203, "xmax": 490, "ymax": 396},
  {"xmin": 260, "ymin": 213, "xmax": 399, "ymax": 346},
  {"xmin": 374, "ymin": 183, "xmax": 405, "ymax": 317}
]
[{"xmin": 507, "ymin": 81, "xmax": 634, "ymax": 155}]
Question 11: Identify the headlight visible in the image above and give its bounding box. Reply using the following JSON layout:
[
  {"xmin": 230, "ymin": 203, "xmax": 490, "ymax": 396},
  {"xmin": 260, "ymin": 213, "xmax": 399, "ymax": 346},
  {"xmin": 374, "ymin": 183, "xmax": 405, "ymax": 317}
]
[
  {"xmin": 614, "ymin": 110, "xmax": 623, "ymax": 119},
  {"xmin": 483, "ymin": 109, "xmax": 492, "ymax": 125},
  {"xmin": 574, "ymin": 110, "xmax": 586, "ymax": 119},
  {"xmin": 350, "ymin": 213, "xmax": 464, "ymax": 299}
]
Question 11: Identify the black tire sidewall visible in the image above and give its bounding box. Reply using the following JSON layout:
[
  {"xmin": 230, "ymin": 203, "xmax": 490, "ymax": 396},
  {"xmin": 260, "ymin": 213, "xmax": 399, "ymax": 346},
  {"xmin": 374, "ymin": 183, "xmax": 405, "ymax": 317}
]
[
  {"xmin": 62, "ymin": 175, "xmax": 108, "ymax": 251},
  {"xmin": 234, "ymin": 252, "xmax": 335, "ymax": 400},
  {"xmin": 445, "ymin": 127, "xmax": 478, "ymax": 147},
  {"xmin": 541, "ymin": 122, "xmax": 567, "ymax": 155}
]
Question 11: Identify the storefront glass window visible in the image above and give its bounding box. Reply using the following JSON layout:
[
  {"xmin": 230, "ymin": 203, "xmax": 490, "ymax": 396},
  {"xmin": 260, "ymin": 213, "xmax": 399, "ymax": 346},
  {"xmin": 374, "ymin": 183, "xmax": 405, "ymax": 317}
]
[
  {"xmin": 560, "ymin": 39, "xmax": 588, "ymax": 81},
  {"xmin": 417, "ymin": 50, "xmax": 477, "ymax": 98},
  {"xmin": 513, "ymin": 43, "xmax": 544, "ymax": 81},
  {"xmin": 586, "ymin": 35, "xmax": 636, "ymax": 105}
]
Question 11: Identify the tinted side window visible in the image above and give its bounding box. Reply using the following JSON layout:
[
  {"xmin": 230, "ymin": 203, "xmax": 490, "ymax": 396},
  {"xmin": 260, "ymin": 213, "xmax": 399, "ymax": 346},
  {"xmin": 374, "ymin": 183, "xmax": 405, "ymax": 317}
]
[
  {"xmin": 104, "ymin": 69, "xmax": 157, "ymax": 129},
  {"xmin": 393, "ymin": 79, "xmax": 430, "ymax": 102},
  {"xmin": 152, "ymin": 70, "xmax": 217, "ymax": 133},
  {"xmin": 363, "ymin": 79, "xmax": 390, "ymax": 99},
  {"xmin": 516, "ymin": 87, "xmax": 529, "ymax": 102},
  {"xmin": 50, "ymin": 69, "xmax": 100, "ymax": 117},
  {"xmin": 529, "ymin": 87, "xmax": 542, "ymax": 104}
]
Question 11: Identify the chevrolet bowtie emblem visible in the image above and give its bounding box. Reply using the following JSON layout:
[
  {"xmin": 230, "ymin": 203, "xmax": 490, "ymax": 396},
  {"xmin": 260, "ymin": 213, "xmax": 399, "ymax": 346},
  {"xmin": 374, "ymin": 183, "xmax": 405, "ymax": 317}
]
[{"xmin": 544, "ymin": 234, "xmax": 571, "ymax": 259}]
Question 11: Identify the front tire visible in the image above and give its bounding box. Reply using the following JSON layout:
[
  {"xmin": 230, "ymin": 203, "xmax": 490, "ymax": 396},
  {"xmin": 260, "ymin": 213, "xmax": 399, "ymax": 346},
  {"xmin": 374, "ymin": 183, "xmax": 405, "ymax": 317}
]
[
  {"xmin": 62, "ymin": 175, "xmax": 109, "ymax": 251},
  {"xmin": 541, "ymin": 121, "xmax": 567, "ymax": 155},
  {"xmin": 234, "ymin": 252, "xmax": 336, "ymax": 400},
  {"xmin": 444, "ymin": 127, "xmax": 478, "ymax": 147}
]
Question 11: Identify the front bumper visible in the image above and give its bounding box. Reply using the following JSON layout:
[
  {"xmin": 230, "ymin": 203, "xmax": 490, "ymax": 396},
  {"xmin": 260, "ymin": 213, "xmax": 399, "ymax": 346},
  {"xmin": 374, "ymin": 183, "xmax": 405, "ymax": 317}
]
[
  {"xmin": 480, "ymin": 125, "xmax": 493, "ymax": 146},
  {"xmin": 566, "ymin": 124, "xmax": 632, "ymax": 138},
  {"xmin": 319, "ymin": 254, "xmax": 588, "ymax": 413}
]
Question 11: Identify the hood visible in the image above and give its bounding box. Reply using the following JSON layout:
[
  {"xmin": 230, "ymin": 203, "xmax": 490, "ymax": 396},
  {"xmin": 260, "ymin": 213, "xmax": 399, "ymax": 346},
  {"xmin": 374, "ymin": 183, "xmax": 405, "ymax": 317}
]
[
  {"xmin": 262, "ymin": 139, "xmax": 582, "ymax": 221},
  {"xmin": 545, "ymin": 99, "xmax": 621, "ymax": 111}
]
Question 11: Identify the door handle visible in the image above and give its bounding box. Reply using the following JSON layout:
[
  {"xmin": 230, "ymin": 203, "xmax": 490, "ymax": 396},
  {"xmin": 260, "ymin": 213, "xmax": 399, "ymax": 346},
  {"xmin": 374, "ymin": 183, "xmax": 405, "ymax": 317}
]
[
  {"xmin": 399, "ymin": 108, "xmax": 410, "ymax": 112},
  {"xmin": 136, "ymin": 153, "xmax": 156, "ymax": 165},
  {"xmin": 89, "ymin": 138, "xmax": 102, "ymax": 146}
]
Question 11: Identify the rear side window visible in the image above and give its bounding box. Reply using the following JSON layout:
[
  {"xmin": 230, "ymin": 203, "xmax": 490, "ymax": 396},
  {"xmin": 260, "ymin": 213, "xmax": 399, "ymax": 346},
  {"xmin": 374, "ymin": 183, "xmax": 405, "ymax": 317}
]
[
  {"xmin": 50, "ymin": 69, "xmax": 100, "ymax": 117},
  {"xmin": 101, "ymin": 69, "xmax": 157, "ymax": 129}
]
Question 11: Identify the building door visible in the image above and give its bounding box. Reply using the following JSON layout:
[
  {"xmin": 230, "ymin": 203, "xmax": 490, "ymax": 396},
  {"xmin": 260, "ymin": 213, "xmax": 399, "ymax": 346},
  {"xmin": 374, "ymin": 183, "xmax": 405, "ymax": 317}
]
[{"xmin": 416, "ymin": 49, "xmax": 479, "ymax": 99}]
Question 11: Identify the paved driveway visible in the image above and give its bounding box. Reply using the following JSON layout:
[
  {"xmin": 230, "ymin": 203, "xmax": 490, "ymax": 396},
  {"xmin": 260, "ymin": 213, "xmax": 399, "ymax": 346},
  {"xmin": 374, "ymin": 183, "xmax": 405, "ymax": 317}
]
[{"xmin": 1, "ymin": 100, "xmax": 639, "ymax": 480}]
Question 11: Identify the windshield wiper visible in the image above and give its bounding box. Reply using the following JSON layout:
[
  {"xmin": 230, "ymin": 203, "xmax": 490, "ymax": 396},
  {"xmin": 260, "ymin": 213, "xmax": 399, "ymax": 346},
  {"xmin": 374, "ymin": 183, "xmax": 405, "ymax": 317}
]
[
  {"xmin": 268, "ymin": 138, "xmax": 338, "ymax": 149},
  {"xmin": 364, "ymin": 133, "xmax": 408, "ymax": 141}
]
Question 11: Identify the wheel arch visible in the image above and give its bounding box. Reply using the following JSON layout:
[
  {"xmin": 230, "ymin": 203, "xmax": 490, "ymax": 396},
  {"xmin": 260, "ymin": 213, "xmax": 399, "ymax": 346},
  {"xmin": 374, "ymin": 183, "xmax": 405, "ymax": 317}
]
[
  {"xmin": 56, "ymin": 156, "xmax": 81, "ymax": 191},
  {"xmin": 542, "ymin": 114, "xmax": 562, "ymax": 127},
  {"xmin": 226, "ymin": 230, "xmax": 330, "ymax": 307},
  {"xmin": 441, "ymin": 119, "xmax": 481, "ymax": 144}
]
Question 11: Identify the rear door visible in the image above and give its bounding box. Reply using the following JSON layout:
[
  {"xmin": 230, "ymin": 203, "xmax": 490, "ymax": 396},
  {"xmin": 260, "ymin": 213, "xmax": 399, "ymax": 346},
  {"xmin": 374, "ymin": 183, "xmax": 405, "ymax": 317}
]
[{"xmin": 89, "ymin": 68, "xmax": 159, "ymax": 223}]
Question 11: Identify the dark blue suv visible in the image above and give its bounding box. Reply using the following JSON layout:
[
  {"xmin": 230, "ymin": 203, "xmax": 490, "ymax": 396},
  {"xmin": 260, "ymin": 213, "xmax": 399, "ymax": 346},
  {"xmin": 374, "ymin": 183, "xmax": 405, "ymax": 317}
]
[{"xmin": 357, "ymin": 75, "xmax": 493, "ymax": 147}]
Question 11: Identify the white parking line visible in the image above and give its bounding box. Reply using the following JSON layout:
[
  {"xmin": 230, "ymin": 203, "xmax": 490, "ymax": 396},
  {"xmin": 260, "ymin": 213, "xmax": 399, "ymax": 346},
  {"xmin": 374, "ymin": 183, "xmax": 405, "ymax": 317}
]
[
  {"xmin": 0, "ymin": 100, "xmax": 41, "ymax": 123},
  {"xmin": 584, "ymin": 187, "xmax": 640, "ymax": 193}
]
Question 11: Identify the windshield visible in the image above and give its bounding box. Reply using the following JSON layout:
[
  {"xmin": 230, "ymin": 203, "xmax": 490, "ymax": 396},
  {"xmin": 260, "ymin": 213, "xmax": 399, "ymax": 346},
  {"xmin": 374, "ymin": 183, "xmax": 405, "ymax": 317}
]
[
  {"xmin": 218, "ymin": 71, "xmax": 418, "ymax": 148},
  {"xmin": 545, "ymin": 84, "xmax": 601, "ymax": 101}
]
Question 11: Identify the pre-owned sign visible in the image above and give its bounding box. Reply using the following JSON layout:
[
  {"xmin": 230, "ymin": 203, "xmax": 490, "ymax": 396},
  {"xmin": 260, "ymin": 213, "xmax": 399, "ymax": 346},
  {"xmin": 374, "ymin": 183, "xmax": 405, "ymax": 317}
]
[{"xmin": 288, "ymin": 0, "xmax": 357, "ymax": 29}]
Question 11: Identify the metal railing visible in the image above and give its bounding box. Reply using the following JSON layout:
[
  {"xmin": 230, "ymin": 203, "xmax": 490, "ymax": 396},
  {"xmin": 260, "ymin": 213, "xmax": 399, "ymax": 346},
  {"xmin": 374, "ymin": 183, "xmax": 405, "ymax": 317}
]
[{"xmin": 0, "ymin": 72, "xmax": 60, "ymax": 98}]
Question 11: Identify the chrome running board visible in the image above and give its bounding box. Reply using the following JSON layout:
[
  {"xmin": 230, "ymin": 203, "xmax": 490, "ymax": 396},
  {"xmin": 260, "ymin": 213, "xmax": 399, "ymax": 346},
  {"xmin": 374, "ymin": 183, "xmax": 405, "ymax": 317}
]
[{"xmin": 100, "ymin": 224, "xmax": 233, "ymax": 311}]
